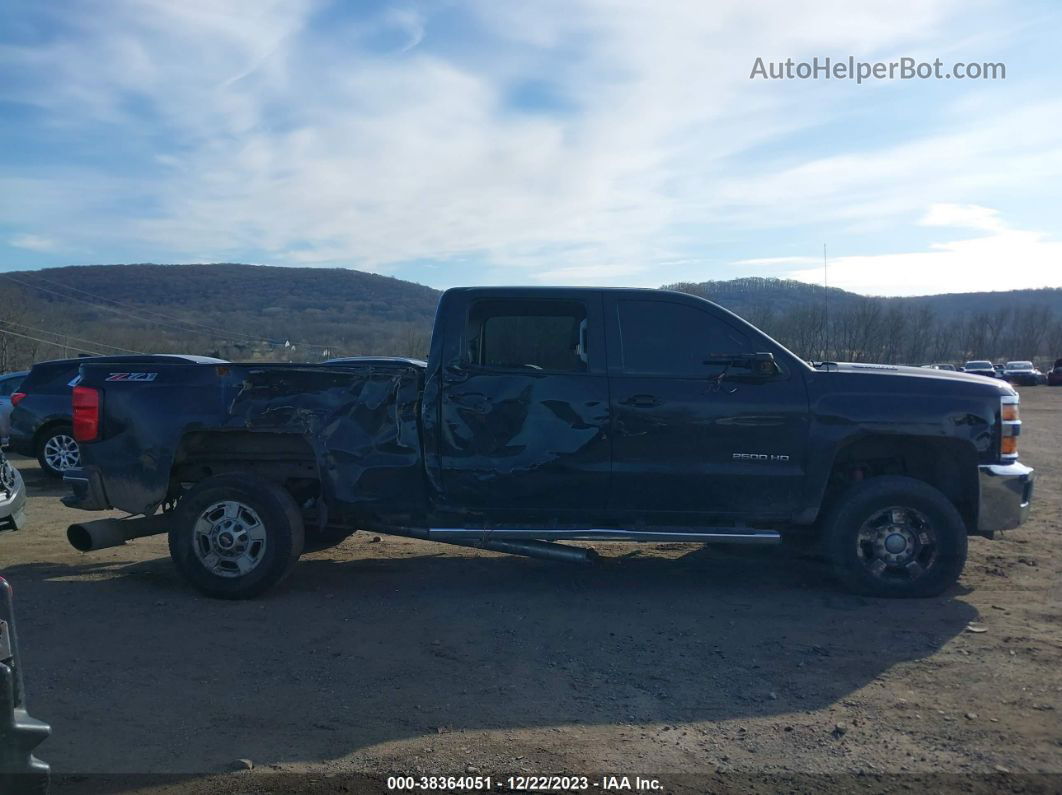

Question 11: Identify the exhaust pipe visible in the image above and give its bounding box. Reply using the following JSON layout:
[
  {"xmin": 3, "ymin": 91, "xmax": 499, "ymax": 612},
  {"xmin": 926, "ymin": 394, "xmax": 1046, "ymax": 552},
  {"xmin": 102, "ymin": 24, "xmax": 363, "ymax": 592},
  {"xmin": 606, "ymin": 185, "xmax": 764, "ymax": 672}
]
[
  {"xmin": 447, "ymin": 538, "xmax": 598, "ymax": 564},
  {"xmin": 67, "ymin": 515, "xmax": 171, "ymax": 552}
]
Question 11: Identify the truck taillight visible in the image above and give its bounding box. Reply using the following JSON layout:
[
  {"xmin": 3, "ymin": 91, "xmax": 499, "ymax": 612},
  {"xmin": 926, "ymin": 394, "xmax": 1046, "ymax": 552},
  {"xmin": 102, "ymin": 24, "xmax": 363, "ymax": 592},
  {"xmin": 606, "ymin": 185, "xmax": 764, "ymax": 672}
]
[
  {"xmin": 72, "ymin": 386, "xmax": 101, "ymax": 442},
  {"xmin": 10, "ymin": 391, "xmax": 26, "ymax": 407},
  {"xmin": 1000, "ymin": 394, "xmax": 1020, "ymax": 461}
]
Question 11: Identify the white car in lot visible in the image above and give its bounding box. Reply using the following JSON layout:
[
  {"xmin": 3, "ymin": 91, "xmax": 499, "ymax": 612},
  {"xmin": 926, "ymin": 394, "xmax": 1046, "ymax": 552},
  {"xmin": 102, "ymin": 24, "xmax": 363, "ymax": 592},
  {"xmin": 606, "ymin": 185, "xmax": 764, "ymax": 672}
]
[{"xmin": 0, "ymin": 449, "xmax": 27, "ymax": 533}]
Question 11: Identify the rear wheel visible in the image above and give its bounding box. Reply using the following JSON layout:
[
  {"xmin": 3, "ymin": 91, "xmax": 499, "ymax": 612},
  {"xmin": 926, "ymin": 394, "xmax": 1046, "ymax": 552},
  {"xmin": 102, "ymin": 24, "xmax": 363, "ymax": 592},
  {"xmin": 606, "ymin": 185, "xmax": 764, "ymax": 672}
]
[
  {"xmin": 823, "ymin": 476, "xmax": 967, "ymax": 598},
  {"xmin": 169, "ymin": 474, "xmax": 305, "ymax": 599},
  {"xmin": 37, "ymin": 424, "xmax": 80, "ymax": 478}
]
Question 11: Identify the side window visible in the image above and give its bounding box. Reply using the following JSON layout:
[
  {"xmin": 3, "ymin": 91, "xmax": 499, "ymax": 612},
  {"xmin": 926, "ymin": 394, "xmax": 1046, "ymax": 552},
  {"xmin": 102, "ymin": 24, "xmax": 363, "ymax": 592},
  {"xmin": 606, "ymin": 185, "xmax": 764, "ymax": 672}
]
[
  {"xmin": 466, "ymin": 300, "xmax": 589, "ymax": 373},
  {"xmin": 616, "ymin": 300, "xmax": 751, "ymax": 376}
]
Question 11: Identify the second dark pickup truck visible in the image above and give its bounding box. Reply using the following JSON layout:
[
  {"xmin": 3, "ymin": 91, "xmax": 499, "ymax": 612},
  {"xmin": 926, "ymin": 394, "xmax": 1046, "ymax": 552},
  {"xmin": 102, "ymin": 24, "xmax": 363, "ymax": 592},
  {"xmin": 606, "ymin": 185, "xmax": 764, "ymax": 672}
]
[{"xmin": 63, "ymin": 287, "xmax": 1033, "ymax": 599}]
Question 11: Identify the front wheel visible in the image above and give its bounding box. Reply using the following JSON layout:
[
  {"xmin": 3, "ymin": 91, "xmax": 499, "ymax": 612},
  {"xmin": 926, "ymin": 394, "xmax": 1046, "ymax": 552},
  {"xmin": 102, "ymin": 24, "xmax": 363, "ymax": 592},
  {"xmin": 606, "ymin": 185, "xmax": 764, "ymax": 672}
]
[
  {"xmin": 37, "ymin": 424, "xmax": 80, "ymax": 478},
  {"xmin": 169, "ymin": 474, "xmax": 305, "ymax": 599},
  {"xmin": 823, "ymin": 476, "xmax": 967, "ymax": 598}
]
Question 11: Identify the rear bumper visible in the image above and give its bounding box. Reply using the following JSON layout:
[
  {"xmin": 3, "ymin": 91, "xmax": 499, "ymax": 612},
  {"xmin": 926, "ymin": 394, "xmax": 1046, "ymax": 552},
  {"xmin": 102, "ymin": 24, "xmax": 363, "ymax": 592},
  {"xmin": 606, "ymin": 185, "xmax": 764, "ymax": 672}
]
[
  {"xmin": 977, "ymin": 462, "xmax": 1034, "ymax": 538},
  {"xmin": 6, "ymin": 434, "xmax": 33, "ymax": 458},
  {"xmin": 61, "ymin": 466, "xmax": 111, "ymax": 511}
]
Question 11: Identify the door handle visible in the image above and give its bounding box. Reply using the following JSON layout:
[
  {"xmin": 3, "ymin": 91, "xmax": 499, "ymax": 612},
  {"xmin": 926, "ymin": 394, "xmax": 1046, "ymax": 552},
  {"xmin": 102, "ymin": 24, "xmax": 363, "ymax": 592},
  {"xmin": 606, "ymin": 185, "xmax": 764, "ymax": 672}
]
[{"xmin": 623, "ymin": 394, "xmax": 660, "ymax": 408}]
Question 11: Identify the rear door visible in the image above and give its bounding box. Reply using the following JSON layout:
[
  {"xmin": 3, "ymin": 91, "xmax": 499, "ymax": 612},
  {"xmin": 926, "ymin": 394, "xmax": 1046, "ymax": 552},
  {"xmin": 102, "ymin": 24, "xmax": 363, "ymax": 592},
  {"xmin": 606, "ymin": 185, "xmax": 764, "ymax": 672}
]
[
  {"xmin": 436, "ymin": 293, "xmax": 611, "ymax": 517},
  {"xmin": 605, "ymin": 293, "xmax": 809, "ymax": 520}
]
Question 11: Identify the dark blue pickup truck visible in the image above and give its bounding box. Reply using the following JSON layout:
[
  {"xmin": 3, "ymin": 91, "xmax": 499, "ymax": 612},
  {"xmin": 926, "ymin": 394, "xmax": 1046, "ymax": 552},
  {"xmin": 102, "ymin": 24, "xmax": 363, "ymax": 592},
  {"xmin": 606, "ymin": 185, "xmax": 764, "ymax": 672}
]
[{"xmin": 62, "ymin": 287, "xmax": 1033, "ymax": 599}]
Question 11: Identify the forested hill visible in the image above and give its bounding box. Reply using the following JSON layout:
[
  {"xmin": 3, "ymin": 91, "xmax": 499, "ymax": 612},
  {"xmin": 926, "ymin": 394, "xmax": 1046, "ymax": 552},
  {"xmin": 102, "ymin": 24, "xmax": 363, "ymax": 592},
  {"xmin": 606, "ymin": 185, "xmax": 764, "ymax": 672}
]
[
  {"xmin": 665, "ymin": 277, "xmax": 1062, "ymax": 365},
  {"xmin": 0, "ymin": 263, "xmax": 442, "ymax": 364},
  {"xmin": 665, "ymin": 276, "xmax": 1062, "ymax": 321},
  {"xmin": 1, "ymin": 265, "xmax": 1060, "ymax": 369}
]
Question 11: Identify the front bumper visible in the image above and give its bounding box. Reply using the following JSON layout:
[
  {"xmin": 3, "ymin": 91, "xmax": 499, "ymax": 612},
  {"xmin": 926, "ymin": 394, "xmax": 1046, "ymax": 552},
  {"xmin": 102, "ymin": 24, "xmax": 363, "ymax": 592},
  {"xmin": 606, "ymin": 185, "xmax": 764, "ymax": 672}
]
[
  {"xmin": 0, "ymin": 463, "xmax": 26, "ymax": 534},
  {"xmin": 977, "ymin": 462, "xmax": 1034, "ymax": 537}
]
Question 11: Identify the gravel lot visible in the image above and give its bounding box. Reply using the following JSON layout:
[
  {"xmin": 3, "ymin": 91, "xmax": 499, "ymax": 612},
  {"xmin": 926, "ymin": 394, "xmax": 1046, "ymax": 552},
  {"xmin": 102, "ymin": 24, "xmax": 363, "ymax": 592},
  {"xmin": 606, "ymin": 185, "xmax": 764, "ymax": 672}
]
[{"xmin": 1, "ymin": 388, "xmax": 1060, "ymax": 793}]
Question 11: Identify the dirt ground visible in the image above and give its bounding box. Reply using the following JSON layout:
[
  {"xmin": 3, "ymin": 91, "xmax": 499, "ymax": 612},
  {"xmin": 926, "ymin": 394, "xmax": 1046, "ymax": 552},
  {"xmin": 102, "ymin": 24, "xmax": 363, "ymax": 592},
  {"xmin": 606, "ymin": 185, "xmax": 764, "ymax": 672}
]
[{"xmin": 1, "ymin": 388, "xmax": 1060, "ymax": 794}]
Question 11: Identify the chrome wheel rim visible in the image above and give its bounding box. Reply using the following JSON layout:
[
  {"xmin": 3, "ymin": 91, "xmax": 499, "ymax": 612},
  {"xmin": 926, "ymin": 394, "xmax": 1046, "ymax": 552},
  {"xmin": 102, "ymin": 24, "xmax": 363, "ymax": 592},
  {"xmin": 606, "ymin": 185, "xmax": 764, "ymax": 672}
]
[
  {"xmin": 192, "ymin": 501, "xmax": 267, "ymax": 578},
  {"xmin": 43, "ymin": 433, "xmax": 80, "ymax": 472},
  {"xmin": 857, "ymin": 506, "xmax": 937, "ymax": 582}
]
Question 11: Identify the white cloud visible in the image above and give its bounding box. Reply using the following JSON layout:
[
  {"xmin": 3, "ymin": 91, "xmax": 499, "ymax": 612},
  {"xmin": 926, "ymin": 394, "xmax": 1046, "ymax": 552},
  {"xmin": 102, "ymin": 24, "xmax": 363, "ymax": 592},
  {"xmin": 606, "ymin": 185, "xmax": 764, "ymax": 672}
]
[
  {"xmin": 734, "ymin": 256, "xmax": 821, "ymax": 266},
  {"xmin": 920, "ymin": 203, "xmax": 1005, "ymax": 232},
  {"xmin": 9, "ymin": 234, "xmax": 59, "ymax": 252},
  {"xmin": 3, "ymin": 0, "xmax": 1058, "ymax": 294},
  {"xmin": 788, "ymin": 208, "xmax": 1062, "ymax": 295}
]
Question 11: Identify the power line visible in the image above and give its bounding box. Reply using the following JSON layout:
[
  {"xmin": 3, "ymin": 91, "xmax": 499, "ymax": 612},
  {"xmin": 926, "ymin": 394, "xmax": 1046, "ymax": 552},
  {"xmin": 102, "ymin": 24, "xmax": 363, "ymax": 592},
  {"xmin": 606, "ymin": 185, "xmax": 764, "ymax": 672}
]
[
  {"xmin": 2, "ymin": 271, "xmax": 279, "ymax": 347},
  {"xmin": 0, "ymin": 273, "xmax": 207, "ymax": 340},
  {"xmin": 1, "ymin": 271, "xmax": 335, "ymax": 352},
  {"xmin": 1, "ymin": 319, "xmax": 146, "ymax": 354},
  {"xmin": 0, "ymin": 327, "xmax": 107, "ymax": 356}
]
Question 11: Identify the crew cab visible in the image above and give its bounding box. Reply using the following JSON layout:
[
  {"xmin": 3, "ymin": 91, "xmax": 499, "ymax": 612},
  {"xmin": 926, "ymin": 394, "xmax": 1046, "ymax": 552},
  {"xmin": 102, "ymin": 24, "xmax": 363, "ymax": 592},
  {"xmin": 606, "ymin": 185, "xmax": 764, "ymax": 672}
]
[{"xmin": 62, "ymin": 287, "xmax": 1034, "ymax": 599}]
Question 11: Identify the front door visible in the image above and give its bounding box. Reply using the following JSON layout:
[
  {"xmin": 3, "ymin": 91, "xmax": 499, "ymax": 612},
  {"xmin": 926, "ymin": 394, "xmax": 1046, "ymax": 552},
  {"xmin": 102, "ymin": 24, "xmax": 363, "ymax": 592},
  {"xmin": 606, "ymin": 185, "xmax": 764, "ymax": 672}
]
[
  {"xmin": 437, "ymin": 294, "xmax": 611, "ymax": 518},
  {"xmin": 605, "ymin": 293, "xmax": 809, "ymax": 520}
]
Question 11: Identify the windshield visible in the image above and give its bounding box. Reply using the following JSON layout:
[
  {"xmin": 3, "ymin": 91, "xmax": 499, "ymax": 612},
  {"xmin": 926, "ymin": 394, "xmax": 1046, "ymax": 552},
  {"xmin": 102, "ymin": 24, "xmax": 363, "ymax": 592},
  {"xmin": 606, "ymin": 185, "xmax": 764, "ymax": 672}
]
[
  {"xmin": 965, "ymin": 361, "xmax": 992, "ymax": 369},
  {"xmin": 1006, "ymin": 361, "xmax": 1033, "ymax": 370}
]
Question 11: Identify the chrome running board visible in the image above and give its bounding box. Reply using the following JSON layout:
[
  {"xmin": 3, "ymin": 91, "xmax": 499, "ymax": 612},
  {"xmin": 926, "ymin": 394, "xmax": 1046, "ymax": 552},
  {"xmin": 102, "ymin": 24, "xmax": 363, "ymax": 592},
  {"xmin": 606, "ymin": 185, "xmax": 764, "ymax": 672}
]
[{"xmin": 427, "ymin": 527, "xmax": 780, "ymax": 544}]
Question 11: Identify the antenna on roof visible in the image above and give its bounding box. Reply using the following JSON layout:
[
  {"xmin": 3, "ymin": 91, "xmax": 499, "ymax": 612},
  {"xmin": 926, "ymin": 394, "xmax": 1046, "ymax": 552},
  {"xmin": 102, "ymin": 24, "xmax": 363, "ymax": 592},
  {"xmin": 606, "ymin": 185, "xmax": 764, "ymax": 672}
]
[{"xmin": 823, "ymin": 243, "xmax": 830, "ymax": 367}]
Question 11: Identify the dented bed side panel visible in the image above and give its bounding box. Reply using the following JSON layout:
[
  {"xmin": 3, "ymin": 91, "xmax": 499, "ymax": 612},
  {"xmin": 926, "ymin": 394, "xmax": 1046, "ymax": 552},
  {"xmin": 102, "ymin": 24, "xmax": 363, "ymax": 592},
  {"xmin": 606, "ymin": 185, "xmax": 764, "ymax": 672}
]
[
  {"xmin": 226, "ymin": 364, "xmax": 426, "ymax": 513},
  {"xmin": 76, "ymin": 362, "xmax": 427, "ymax": 516}
]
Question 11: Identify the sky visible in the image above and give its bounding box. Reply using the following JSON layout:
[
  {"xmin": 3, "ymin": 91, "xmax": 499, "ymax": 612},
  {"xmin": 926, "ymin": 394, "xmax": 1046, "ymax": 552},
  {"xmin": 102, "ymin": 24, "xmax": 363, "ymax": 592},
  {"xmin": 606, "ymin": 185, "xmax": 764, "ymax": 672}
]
[{"xmin": 1, "ymin": 0, "xmax": 1061, "ymax": 296}]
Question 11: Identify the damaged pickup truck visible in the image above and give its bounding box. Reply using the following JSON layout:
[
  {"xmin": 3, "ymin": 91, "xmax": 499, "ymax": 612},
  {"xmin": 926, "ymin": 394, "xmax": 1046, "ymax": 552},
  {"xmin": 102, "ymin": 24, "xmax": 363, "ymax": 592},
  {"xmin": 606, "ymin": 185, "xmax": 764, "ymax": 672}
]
[{"xmin": 63, "ymin": 287, "xmax": 1034, "ymax": 599}]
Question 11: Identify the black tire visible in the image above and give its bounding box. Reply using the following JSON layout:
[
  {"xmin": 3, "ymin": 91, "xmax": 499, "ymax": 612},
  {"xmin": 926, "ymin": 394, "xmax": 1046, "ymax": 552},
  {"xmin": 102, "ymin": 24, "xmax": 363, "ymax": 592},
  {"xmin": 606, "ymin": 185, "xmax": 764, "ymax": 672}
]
[
  {"xmin": 36, "ymin": 423, "xmax": 80, "ymax": 478},
  {"xmin": 168, "ymin": 473, "xmax": 305, "ymax": 599},
  {"xmin": 823, "ymin": 476, "xmax": 967, "ymax": 598}
]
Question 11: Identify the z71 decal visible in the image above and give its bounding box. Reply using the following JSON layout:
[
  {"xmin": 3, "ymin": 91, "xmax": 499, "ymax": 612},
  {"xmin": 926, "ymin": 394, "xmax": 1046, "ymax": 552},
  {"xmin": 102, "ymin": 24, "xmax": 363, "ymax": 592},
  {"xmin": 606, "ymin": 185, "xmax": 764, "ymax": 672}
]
[{"xmin": 106, "ymin": 372, "xmax": 158, "ymax": 382}]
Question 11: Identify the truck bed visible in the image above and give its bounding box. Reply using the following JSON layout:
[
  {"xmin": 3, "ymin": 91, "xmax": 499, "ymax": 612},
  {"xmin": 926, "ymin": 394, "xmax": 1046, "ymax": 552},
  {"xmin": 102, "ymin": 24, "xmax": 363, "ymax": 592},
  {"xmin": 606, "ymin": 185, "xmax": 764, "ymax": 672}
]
[{"xmin": 70, "ymin": 359, "xmax": 427, "ymax": 517}]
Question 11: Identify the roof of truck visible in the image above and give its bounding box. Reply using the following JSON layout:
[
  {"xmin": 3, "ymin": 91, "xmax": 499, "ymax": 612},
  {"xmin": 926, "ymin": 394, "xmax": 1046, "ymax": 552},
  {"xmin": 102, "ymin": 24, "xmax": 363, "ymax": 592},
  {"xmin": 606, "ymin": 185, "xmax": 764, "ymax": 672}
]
[
  {"xmin": 324, "ymin": 356, "xmax": 427, "ymax": 367},
  {"xmin": 36, "ymin": 354, "xmax": 227, "ymax": 367}
]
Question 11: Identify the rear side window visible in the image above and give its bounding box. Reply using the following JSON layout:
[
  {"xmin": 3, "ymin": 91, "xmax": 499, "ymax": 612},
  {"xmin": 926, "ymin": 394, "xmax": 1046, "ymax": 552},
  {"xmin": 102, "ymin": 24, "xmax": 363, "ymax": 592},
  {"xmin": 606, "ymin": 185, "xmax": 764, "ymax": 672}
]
[
  {"xmin": 616, "ymin": 300, "xmax": 751, "ymax": 376},
  {"xmin": 466, "ymin": 299, "xmax": 588, "ymax": 373}
]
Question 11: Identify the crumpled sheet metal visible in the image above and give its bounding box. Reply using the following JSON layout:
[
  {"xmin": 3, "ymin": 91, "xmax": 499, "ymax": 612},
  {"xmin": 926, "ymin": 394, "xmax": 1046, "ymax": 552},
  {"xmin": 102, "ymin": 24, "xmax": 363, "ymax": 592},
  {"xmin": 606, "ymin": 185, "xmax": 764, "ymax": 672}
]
[{"xmin": 228, "ymin": 364, "xmax": 425, "ymax": 511}]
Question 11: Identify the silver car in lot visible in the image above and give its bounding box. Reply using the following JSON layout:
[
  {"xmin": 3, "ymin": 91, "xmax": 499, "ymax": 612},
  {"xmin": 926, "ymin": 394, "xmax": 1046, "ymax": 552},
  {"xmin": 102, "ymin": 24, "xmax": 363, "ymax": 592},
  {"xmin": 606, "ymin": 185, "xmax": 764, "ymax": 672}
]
[
  {"xmin": 0, "ymin": 371, "xmax": 29, "ymax": 448},
  {"xmin": 0, "ymin": 450, "xmax": 26, "ymax": 533}
]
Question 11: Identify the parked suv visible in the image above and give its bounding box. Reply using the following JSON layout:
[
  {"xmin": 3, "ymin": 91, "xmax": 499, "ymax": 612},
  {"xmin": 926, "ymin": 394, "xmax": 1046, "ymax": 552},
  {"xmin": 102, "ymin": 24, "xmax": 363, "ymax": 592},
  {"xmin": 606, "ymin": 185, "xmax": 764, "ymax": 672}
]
[
  {"xmin": 0, "ymin": 372, "xmax": 28, "ymax": 448},
  {"xmin": 1048, "ymin": 358, "xmax": 1062, "ymax": 387},
  {"xmin": 10, "ymin": 355, "xmax": 226, "ymax": 477},
  {"xmin": 1002, "ymin": 361, "xmax": 1043, "ymax": 387},
  {"xmin": 962, "ymin": 360, "xmax": 998, "ymax": 379}
]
